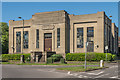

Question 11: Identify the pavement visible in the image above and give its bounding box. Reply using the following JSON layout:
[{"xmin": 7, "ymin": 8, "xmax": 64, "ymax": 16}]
[
  {"xmin": 62, "ymin": 62, "xmax": 119, "ymax": 79},
  {"xmin": 1, "ymin": 62, "xmax": 120, "ymax": 79}
]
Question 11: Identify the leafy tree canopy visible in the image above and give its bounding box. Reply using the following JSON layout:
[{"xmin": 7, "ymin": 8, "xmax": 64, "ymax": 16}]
[{"xmin": 0, "ymin": 22, "xmax": 9, "ymax": 54}]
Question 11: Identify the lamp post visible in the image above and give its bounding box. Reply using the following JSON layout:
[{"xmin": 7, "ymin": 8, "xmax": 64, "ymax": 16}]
[
  {"xmin": 105, "ymin": 46, "xmax": 108, "ymax": 61},
  {"xmin": 18, "ymin": 17, "xmax": 24, "ymax": 63},
  {"xmin": 85, "ymin": 42, "xmax": 88, "ymax": 70},
  {"xmin": 109, "ymin": 16, "xmax": 112, "ymax": 18}
]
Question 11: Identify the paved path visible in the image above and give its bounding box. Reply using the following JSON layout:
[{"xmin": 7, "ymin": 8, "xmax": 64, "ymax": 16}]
[{"xmin": 64, "ymin": 62, "xmax": 119, "ymax": 79}]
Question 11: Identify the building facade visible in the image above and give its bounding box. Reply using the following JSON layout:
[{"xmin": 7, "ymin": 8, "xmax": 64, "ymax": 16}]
[
  {"xmin": 118, "ymin": 37, "xmax": 120, "ymax": 54},
  {"xmin": 9, "ymin": 10, "xmax": 118, "ymax": 59},
  {"xmin": 111, "ymin": 23, "xmax": 118, "ymax": 55}
]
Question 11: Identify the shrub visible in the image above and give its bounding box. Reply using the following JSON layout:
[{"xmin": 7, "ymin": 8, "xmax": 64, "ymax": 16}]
[
  {"xmin": 51, "ymin": 54, "xmax": 63, "ymax": 62},
  {"xmin": 112, "ymin": 54, "xmax": 117, "ymax": 61},
  {"xmin": 47, "ymin": 57, "xmax": 53, "ymax": 64},
  {"xmin": 106, "ymin": 53, "xmax": 112, "ymax": 61},
  {"xmin": 25, "ymin": 55, "xmax": 31, "ymax": 62},
  {"xmin": 2, "ymin": 53, "xmax": 31, "ymax": 61},
  {"xmin": 66, "ymin": 53, "xmax": 114, "ymax": 61},
  {"xmin": 60, "ymin": 58, "xmax": 65, "ymax": 64}
]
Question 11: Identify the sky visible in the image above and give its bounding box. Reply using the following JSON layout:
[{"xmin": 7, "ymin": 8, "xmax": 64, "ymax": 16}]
[{"xmin": 2, "ymin": 2, "xmax": 119, "ymax": 35}]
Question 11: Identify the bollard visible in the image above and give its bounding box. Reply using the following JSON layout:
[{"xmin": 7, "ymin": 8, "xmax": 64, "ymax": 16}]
[
  {"xmin": 20, "ymin": 55, "xmax": 24, "ymax": 63},
  {"xmin": 36, "ymin": 55, "xmax": 39, "ymax": 63},
  {"xmin": 45, "ymin": 51, "xmax": 47, "ymax": 62},
  {"xmin": 30, "ymin": 53, "xmax": 34, "ymax": 62},
  {"xmin": 100, "ymin": 60, "xmax": 104, "ymax": 67}
]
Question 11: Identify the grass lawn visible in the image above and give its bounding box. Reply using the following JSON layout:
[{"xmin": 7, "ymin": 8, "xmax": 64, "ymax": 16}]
[
  {"xmin": 66, "ymin": 61, "xmax": 99, "ymax": 65},
  {"xmin": 56, "ymin": 66, "xmax": 107, "ymax": 72},
  {"xmin": 16, "ymin": 61, "xmax": 99, "ymax": 65}
]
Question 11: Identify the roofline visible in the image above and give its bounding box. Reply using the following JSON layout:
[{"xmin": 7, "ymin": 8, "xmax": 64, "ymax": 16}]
[{"xmin": 35, "ymin": 10, "xmax": 67, "ymax": 15}]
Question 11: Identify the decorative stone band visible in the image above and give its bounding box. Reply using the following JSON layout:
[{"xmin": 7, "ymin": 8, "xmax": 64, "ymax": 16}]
[{"xmin": 42, "ymin": 25, "xmax": 55, "ymax": 30}]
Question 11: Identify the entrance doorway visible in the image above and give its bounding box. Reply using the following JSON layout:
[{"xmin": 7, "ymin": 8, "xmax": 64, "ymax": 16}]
[{"xmin": 44, "ymin": 33, "xmax": 52, "ymax": 52}]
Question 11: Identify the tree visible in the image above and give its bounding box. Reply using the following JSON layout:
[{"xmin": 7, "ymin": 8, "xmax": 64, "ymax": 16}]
[{"xmin": 0, "ymin": 22, "xmax": 9, "ymax": 54}]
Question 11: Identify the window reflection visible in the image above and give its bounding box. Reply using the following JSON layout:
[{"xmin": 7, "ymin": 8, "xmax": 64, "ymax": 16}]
[
  {"xmin": 77, "ymin": 28, "xmax": 83, "ymax": 48},
  {"xmin": 57, "ymin": 28, "xmax": 60, "ymax": 48},
  {"xmin": 23, "ymin": 31, "xmax": 28, "ymax": 49},
  {"xmin": 36, "ymin": 29, "xmax": 39, "ymax": 48},
  {"xmin": 16, "ymin": 32, "xmax": 21, "ymax": 52}
]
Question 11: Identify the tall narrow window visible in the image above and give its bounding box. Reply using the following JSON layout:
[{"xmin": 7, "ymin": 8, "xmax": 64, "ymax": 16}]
[
  {"xmin": 23, "ymin": 31, "xmax": 28, "ymax": 49},
  {"xmin": 57, "ymin": 28, "xmax": 60, "ymax": 48},
  {"xmin": 77, "ymin": 28, "xmax": 83, "ymax": 48},
  {"xmin": 87, "ymin": 27, "xmax": 94, "ymax": 42},
  {"xmin": 36, "ymin": 29, "xmax": 39, "ymax": 48},
  {"xmin": 87, "ymin": 27, "xmax": 94, "ymax": 52},
  {"xmin": 16, "ymin": 32, "xmax": 21, "ymax": 52}
]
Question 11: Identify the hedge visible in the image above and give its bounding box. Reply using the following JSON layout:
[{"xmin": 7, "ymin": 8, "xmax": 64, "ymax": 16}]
[
  {"xmin": 66, "ymin": 53, "xmax": 115, "ymax": 61},
  {"xmin": 112, "ymin": 54, "xmax": 117, "ymax": 61},
  {"xmin": 1, "ymin": 53, "xmax": 31, "ymax": 61}
]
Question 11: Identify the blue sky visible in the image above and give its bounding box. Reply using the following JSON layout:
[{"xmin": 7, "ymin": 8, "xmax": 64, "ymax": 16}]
[{"xmin": 2, "ymin": 2, "xmax": 119, "ymax": 35}]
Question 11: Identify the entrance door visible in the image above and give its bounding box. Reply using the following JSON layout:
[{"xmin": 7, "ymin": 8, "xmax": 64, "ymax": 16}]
[
  {"xmin": 87, "ymin": 41, "xmax": 94, "ymax": 52},
  {"xmin": 16, "ymin": 32, "xmax": 21, "ymax": 52},
  {"xmin": 44, "ymin": 33, "xmax": 52, "ymax": 52}
]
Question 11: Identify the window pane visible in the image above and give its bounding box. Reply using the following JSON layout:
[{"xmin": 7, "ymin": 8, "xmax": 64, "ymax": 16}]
[
  {"xmin": 77, "ymin": 28, "xmax": 83, "ymax": 48},
  {"xmin": 87, "ymin": 27, "xmax": 94, "ymax": 52},
  {"xmin": 87, "ymin": 27, "xmax": 94, "ymax": 42},
  {"xmin": 57, "ymin": 28, "xmax": 60, "ymax": 48},
  {"xmin": 16, "ymin": 32, "xmax": 21, "ymax": 52},
  {"xmin": 36, "ymin": 29, "xmax": 39, "ymax": 48},
  {"xmin": 23, "ymin": 31, "xmax": 28, "ymax": 49},
  {"xmin": 44, "ymin": 33, "xmax": 52, "ymax": 39}
]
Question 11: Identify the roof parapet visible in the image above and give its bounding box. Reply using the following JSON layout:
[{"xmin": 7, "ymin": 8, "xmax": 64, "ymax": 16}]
[{"xmin": 35, "ymin": 10, "xmax": 67, "ymax": 15}]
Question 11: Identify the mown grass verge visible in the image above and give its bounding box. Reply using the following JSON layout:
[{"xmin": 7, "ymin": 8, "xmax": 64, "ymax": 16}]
[
  {"xmin": 16, "ymin": 62, "xmax": 99, "ymax": 65},
  {"xmin": 1, "ymin": 61, "xmax": 100, "ymax": 65},
  {"xmin": 56, "ymin": 66, "xmax": 108, "ymax": 72}
]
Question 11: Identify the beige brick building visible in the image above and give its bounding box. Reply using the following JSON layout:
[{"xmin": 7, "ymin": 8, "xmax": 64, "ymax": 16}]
[
  {"xmin": 9, "ymin": 10, "xmax": 118, "ymax": 60},
  {"xmin": 111, "ymin": 23, "xmax": 119, "ymax": 55},
  {"xmin": 118, "ymin": 37, "xmax": 120, "ymax": 54}
]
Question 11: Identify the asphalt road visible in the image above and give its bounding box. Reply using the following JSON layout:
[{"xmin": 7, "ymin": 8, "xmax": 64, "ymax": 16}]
[
  {"xmin": 2, "ymin": 62, "xmax": 119, "ymax": 79},
  {"xmin": 2, "ymin": 64, "xmax": 78, "ymax": 78}
]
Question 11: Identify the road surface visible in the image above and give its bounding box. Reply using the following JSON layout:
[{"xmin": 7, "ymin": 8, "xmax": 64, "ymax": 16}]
[{"xmin": 2, "ymin": 62, "xmax": 119, "ymax": 79}]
